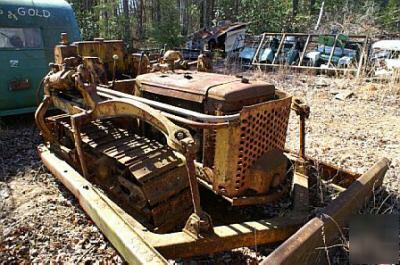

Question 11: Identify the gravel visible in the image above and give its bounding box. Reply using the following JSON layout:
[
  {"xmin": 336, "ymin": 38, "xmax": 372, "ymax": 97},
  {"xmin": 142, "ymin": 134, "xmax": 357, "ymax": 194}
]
[{"xmin": 0, "ymin": 119, "xmax": 121, "ymax": 264}]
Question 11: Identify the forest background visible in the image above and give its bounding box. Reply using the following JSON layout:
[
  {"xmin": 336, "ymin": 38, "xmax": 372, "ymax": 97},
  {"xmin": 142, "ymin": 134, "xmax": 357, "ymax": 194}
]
[{"xmin": 67, "ymin": 0, "xmax": 400, "ymax": 48}]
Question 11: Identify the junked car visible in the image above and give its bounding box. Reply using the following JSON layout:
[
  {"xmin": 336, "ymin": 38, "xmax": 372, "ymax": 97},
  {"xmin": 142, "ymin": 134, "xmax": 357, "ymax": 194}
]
[
  {"xmin": 305, "ymin": 34, "xmax": 358, "ymax": 68},
  {"xmin": 370, "ymin": 40, "xmax": 400, "ymax": 77},
  {"xmin": 239, "ymin": 36, "xmax": 302, "ymax": 67}
]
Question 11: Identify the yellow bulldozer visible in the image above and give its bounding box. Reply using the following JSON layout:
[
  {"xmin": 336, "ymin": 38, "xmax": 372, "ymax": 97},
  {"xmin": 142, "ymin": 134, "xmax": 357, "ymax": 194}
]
[{"xmin": 35, "ymin": 34, "xmax": 389, "ymax": 264}]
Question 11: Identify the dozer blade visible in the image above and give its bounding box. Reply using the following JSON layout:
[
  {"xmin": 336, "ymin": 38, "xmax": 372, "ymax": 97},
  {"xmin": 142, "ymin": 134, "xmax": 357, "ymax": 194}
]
[
  {"xmin": 38, "ymin": 145, "xmax": 169, "ymax": 265},
  {"xmin": 38, "ymin": 141, "xmax": 389, "ymax": 263}
]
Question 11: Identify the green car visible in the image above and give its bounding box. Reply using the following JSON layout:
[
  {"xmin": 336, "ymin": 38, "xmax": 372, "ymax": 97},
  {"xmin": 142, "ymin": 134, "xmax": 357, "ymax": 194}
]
[{"xmin": 0, "ymin": 0, "xmax": 80, "ymax": 116}]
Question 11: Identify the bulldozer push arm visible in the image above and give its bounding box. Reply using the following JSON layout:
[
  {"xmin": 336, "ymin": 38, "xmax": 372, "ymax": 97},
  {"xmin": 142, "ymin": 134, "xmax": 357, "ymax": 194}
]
[{"xmin": 35, "ymin": 57, "xmax": 212, "ymax": 237}]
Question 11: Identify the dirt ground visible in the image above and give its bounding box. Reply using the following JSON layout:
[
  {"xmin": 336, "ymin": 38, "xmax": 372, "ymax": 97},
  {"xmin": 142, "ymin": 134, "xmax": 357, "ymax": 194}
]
[{"xmin": 0, "ymin": 72, "xmax": 399, "ymax": 264}]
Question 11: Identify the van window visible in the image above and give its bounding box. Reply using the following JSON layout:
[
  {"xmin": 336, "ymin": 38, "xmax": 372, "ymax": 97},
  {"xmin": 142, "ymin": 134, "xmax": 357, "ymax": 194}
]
[{"xmin": 0, "ymin": 28, "xmax": 43, "ymax": 49}]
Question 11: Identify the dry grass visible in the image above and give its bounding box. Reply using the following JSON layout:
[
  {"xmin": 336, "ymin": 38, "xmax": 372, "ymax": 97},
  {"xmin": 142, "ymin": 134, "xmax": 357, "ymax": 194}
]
[{"xmin": 248, "ymin": 69, "xmax": 399, "ymax": 264}]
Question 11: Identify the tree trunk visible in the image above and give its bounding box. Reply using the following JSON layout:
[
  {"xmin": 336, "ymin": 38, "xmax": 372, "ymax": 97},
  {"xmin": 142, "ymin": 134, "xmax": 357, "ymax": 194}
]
[
  {"xmin": 180, "ymin": 0, "xmax": 189, "ymax": 35},
  {"xmin": 310, "ymin": 0, "xmax": 316, "ymax": 15},
  {"xmin": 138, "ymin": 0, "xmax": 144, "ymax": 40},
  {"xmin": 210, "ymin": 0, "xmax": 214, "ymax": 23},
  {"xmin": 155, "ymin": 0, "xmax": 161, "ymax": 24},
  {"xmin": 234, "ymin": 0, "xmax": 240, "ymax": 19},
  {"xmin": 99, "ymin": 0, "xmax": 109, "ymax": 38},
  {"xmin": 203, "ymin": 0, "xmax": 208, "ymax": 27},
  {"xmin": 200, "ymin": 0, "xmax": 204, "ymax": 27},
  {"xmin": 122, "ymin": 0, "xmax": 130, "ymax": 44},
  {"xmin": 293, "ymin": 0, "xmax": 299, "ymax": 17}
]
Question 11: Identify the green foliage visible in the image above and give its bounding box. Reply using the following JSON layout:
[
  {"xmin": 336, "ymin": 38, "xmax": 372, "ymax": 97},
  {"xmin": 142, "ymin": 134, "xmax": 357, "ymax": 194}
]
[
  {"xmin": 148, "ymin": 0, "xmax": 184, "ymax": 48},
  {"xmin": 188, "ymin": 3, "xmax": 201, "ymax": 33},
  {"xmin": 94, "ymin": 1, "xmax": 125, "ymax": 40},
  {"xmin": 67, "ymin": 0, "xmax": 399, "ymax": 46},
  {"xmin": 380, "ymin": 0, "xmax": 399, "ymax": 31},
  {"xmin": 238, "ymin": 0, "xmax": 292, "ymax": 34},
  {"xmin": 213, "ymin": 0, "xmax": 236, "ymax": 23},
  {"xmin": 67, "ymin": 0, "xmax": 99, "ymax": 40},
  {"xmin": 78, "ymin": 10, "xmax": 100, "ymax": 40}
]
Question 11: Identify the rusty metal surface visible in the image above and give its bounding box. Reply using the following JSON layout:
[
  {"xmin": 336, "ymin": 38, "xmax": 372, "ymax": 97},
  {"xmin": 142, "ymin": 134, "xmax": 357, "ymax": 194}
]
[
  {"xmin": 135, "ymin": 71, "xmax": 275, "ymax": 104},
  {"xmin": 52, "ymin": 115, "xmax": 194, "ymax": 232},
  {"xmin": 134, "ymin": 71, "xmax": 293, "ymax": 203},
  {"xmin": 134, "ymin": 69, "xmax": 292, "ymax": 203},
  {"xmin": 210, "ymin": 91, "xmax": 292, "ymax": 199},
  {"xmin": 54, "ymin": 44, "xmax": 77, "ymax": 65},
  {"xmin": 34, "ymin": 34, "xmax": 393, "ymax": 264},
  {"xmin": 285, "ymin": 151, "xmax": 361, "ymax": 187},
  {"xmin": 155, "ymin": 214, "xmax": 305, "ymax": 258},
  {"xmin": 38, "ymin": 35, "xmax": 211, "ymax": 233},
  {"xmin": 38, "ymin": 145, "xmax": 169, "ymax": 265},
  {"xmin": 53, "ymin": 36, "xmax": 151, "ymax": 81},
  {"xmin": 292, "ymin": 172, "xmax": 309, "ymax": 213},
  {"xmin": 74, "ymin": 39, "xmax": 127, "ymax": 74},
  {"xmin": 189, "ymin": 21, "xmax": 247, "ymax": 51},
  {"xmin": 38, "ymin": 39, "xmax": 216, "ymax": 234},
  {"xmin": 291, "ymin": 98, "xmax": 310, "ymax": 162},
  {"xmin": 38, "ymin": 142, "xmax": 389, "ymax": 261},
  {"xmin": 38, "ymin": 144, "xmax": 309, "ymax": 259},
  {"xmin": 261, "ymin": 158, "xmax": 390, "ymax": 265},
  {"xmin": 9, "ymin": 79, "xmax": 31, "ymax": 91},
  {"xmin": 97, "ymin": 86, "xmax": 240, "ymax": 123},
  {"xmin": 197, "ymin": 52, "xmax": 213, "ymax": 72},
  {"xmin": 307, "ymin": 158, "xmax": 361, "ymax": 187}
]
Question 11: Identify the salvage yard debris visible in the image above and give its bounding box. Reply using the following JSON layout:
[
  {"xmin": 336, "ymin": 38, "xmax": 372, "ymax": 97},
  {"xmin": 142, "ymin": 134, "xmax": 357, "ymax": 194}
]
[
  {"xmin": 370, "ymin": 39, "xmax": 400, "ymax": 78},
  {"xmin": 187, "ymin": 20, "xmax": 247, "ymax": 52},
  {"xmin": 241, "ymin": 33, "xmax": 368, "ymax": 76}
]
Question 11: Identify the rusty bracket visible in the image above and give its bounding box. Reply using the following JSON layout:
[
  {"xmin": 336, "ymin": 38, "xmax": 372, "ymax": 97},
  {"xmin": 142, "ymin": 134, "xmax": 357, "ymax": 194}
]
[
  {"xmin": 179, "ymin": 136, "xmax": 213, "ymax": 237},
  {"xmin": 292, "ymin": 97, "xmax": 310, "ymax": 174}
]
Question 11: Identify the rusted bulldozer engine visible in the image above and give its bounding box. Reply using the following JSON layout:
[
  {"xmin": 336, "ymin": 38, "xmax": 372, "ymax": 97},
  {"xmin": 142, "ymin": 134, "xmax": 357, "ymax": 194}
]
[
  {"xmin": 133, "ymin": 72, "xmax": 292, "ymax": 204},
  {"xmin": 54, "ymin": 33, "xmax": 151, "ymax": 80},
  {"xmin": 36, "ymin": 35, "xmax": 389, "ymax": 263}
]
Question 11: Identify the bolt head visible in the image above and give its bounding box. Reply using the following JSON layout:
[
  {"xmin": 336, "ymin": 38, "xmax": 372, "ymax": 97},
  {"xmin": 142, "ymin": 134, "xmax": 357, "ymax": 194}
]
[{"xmin": 175, "ymin": 131, "xmax": 185, "ymax": 140}]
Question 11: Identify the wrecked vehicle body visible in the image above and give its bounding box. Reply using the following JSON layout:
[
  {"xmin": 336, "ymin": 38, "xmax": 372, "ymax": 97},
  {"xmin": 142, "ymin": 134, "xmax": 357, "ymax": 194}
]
[
  {"xmin": 0, "ymin": 0, "xmax": 80, "ymax": 116},
  {"xmin": 370, "ymin": 40, "xmax": 400, "ymax": 77},
  {"xmin": 240, "ymin": 35, "xmax": 302, "ymax": 66},
  {"xmin": 187, "ymin": 21, "xmax": 247, "ymax": 53},
  {"xmin": 258, "ymin": 36, "xmax": 302, "ymax": 65},
  {"xmin": 250, "ymin": 33, "xmax": 368, "ymax": 76},
  {"xmin": 305, "ymin": 34, "xmax": 358, "ymax": 68},
  {"xmin": 35, "ymin": 35, "xmax": 390, "ymax": 264}
]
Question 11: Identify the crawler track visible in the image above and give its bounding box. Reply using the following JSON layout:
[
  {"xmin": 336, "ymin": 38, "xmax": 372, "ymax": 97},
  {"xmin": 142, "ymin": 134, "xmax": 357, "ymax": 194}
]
[{"xmin": 50, "ymin": 116, "xmax": 193, "ymax": 233}]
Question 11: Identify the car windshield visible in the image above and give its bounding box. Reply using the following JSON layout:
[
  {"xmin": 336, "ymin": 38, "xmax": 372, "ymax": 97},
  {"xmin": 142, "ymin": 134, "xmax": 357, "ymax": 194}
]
[
  {"xmin": 284, "ymin": 43, "xmax": 295, "ymax": 49},
  {"xmin": 0, "ymin": 28, "xmax": 43, "ymax": 49}
]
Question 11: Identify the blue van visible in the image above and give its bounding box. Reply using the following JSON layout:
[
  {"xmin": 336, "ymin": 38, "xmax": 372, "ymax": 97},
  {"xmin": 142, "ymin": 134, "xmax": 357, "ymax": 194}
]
[{"xmin": 0, "ymin": 0, "xmax": 80, "ymax": 116}]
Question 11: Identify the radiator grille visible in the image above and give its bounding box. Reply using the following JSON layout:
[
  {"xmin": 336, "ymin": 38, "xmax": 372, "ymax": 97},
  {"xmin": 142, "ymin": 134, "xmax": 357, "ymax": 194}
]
[{"xmin": 234, "ymin": 96, "xmax": 291, "ymax": 191}]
